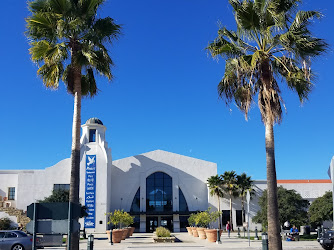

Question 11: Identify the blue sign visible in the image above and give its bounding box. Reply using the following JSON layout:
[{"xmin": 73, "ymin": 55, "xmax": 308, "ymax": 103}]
[{"xmin": 84, "ymin": 155, "xmax": 96, "ymax": 228}]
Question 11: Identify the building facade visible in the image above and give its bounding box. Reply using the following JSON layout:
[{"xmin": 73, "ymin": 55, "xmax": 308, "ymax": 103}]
[{"xmin": 0, "ymin": 118, "xmax": 332, "ymax": 232}]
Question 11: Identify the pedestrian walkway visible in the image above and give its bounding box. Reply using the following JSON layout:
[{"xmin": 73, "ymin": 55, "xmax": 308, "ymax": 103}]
[{"xmin": 46, "ymin": 232, "xmax": 323, "ymax": 250}]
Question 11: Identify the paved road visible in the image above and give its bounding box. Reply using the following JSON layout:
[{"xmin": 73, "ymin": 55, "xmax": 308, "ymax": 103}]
[{"xmin": 44, "ymin": 232, "xmax": 323, "ymax": 250}]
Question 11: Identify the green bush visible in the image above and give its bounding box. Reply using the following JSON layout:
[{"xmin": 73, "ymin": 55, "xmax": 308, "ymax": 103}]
[
  {"xmin": 0, "ymin": 218, "xmax": 12, "ymax": 230},
  {"xmin": 155, "ymin": 227, "xmax": 171, "ymax": 237},
  {"xmin": 195, "ymin": 211, "xmax": 210, "ymax": 228},
  {"xmin": 106, "ymin": 209, "xmax": 134, "ymax": 228},
  {"xmin": 188, "ymin": 213, "xmax": 196, "ymax": 226},
  {"xmin": 123, "ymin": 212, "xmax": 134, "ymax": 227}
]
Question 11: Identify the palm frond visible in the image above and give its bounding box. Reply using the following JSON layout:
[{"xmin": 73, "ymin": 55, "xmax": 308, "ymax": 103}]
[
  {"xmin": 37, "ymin": 62, "xmax": 64, "ymax": 88},
  {"xmin": 85, "ymin": 17, "xmax": 121, "ymax": 44},
  {"xmin": 30, "ymin": 40, "xmax": 68, "ymax": 64},
  {"xmin": 272, "ymin": 56, "xmax": 312, "ymax": 101},
  {"xmin": 78, "ymin": 0, "xmax": 104, "ymax": 17},
  {"xmin": 279, "ymin": 10, "xmax": 328, "ymax": 59},
  {"xmin": 81, "ymin": 67, "xmax": 98, "ymax": 97},
  {"xmin": 49, "ymin": 0, "xmax": 71, "ymax": 14},
  {"xmin": 235, "ymin": 1, "xmax": 261, "ymax": 33}
]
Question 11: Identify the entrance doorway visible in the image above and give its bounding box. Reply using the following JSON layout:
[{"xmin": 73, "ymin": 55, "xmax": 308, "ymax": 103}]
[{"xmin": 146, "ymin": 216, "xmax": 173, "ymax": 232}]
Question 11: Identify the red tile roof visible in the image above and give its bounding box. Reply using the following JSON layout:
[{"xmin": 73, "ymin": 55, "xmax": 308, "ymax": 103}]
[{"xmin": 277, "ymin": 179, "xmax": 331, "ymax": 184}]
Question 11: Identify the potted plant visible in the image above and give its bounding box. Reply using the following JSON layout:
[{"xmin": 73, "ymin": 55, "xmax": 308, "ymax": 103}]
[
  {"xmin": 195, "ymin": 211, "xmax": 210, "ymax": 239},
  {"xmin": 187, "ymin": 213, "xmax": 196, "ymax": 235},
  {"xmin": 204, "ymin": 208, "xmax": 222, "ymax": 242},
  {"xmin": 123, "ymin": 212, "xmax": 134, "ymax": 238},
  {"xmin": 106, "ymin": 209, "xmax": 125, "ymax": 243},
  {"xmin": 191, "ymin": 213, "xmax": 199, "ymax": 237}
]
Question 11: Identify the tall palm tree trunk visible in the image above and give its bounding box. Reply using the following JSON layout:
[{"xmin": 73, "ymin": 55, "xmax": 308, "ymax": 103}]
[
  {"xmin": 218, "ymin": 196, "xmax": 221, "ymax": 229},
  {"xmin": 241, "ymin": 197, "xmax": 245, "ymax": 223},
  {"xmin": 229, "ymin": 195, "xmax": 233, "ymax": 230},
  {"xmin": 265, "ymin": 121, "xmax": 282, "ymax": 250},
  {"xmin": 69, "ymin": 53, "xmax": 82, "ymax": 250}
]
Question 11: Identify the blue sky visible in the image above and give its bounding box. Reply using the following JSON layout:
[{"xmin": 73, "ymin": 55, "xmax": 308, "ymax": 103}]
[{"xmin": 1, "ymin": 0, "xmax": 333, "ymax": 180}]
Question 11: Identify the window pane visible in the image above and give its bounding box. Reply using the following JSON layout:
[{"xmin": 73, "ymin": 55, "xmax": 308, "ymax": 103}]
[
  {"xmin": 146, "ymin": 178, "xmax": 154, "ymax": 187},
  {"xmin": 155, "ymin": 172, "xmax": 163, "ymax": 179},
  {"xmin": 146, "ymin": 172, "xmax": 173, "ymax": 213},
  {"xmin": 8, "ymin": 187, "xmax": 15, "ymax": 200},
  {"xmin": 53, "ymin": 184, "xmax": 70, "ymax": 191},
  {"xmin": 236, "ymin": 210, "xmax": 243, "ymax": 226},
  {"xmin": 6, "ymin": 232, "xmax": 17, "ymax": 238},
  {"xmin": 179, "ymin": 188, "xmax": 189, "ymax": 212},
  {"xmin": 130, "ymin": 188, "xmax": 140, "ymax": 212},
  {"xmin": 89, "ymin": 129, "xmax": 96, "ymax": 142},
  {"xmin": 164, "ymin": 178, "xmax": 172, "ymax": 187}
]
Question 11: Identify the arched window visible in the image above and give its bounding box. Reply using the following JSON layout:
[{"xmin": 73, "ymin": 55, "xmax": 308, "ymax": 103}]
[
  {"xmin": 179, "ymin": 188, "xmax": 189, "ymax": 212},
  {"xmin": 146, "ymin": 172, "xmax": 172, "ymax": 212},
  {"xmin": 130, "ymin": 188, "xmax": 140, "ymax": 212}
]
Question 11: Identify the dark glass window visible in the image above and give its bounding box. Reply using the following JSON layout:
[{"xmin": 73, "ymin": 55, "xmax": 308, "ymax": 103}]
[
  {"xmin": 89, "ymin": 129, "xmax": 96, "ymax": 142},
  {"xmin": 179, "ymin": 188, "xmax": 189, "ymax": 212},
  {"xmin": 130, "ymin": 188, "xmax": 140, "ymax": 212},
  {"xmin": 132, "ymin": 216, "xmax": 140, "ymax": 232},
  {"xmin": 8, "ymin": 187, "xmax": 15, "ymax": 200},
  {"xmin": 146, "ymin": 172, "xmax": 172, "ymax": 212},
  {"xmin": 54, "ymin": 184, "xmax": 70, "ymax": 191},
  {"xmin": 6, "ymin": 232, "xmax": 17, "ymax": 238},
  {"xmin": 179, "ymin": 216, "xmax": 190, "ymax": 232},
  {"xmin": 222, "ymin": 210, "xmax": 230, "ymax": 226},
  {"xmin": 236, "ymin": 210, "xmax": 243, "ymax": 226}
]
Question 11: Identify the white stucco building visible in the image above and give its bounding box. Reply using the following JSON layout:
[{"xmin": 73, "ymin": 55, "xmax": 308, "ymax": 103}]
[{"xmin": 0, "ymin": 118, "xmax": 332, "ymax": 232}]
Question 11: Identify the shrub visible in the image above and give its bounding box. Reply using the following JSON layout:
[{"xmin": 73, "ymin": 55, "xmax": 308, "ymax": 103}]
[
  {"xmin": 195, "ymin": 211, "xmax": 210, "ymax": 228},
  {"xmin": 155, "ymin": 227, "xmax": 171, "ymax": 237},
  {"xmin": 123, "ymin": 212, "xmax": 134, "ymax": 227},
  {"xmin": 106, "ymin": 209, "xmax": 134, "ymax": 229},
  {"xmin": 188, "ymin": 213, "xmax": 196, "ymax": 226},
  {"xmin": 0, "ymin": 218, "xmax": 12, "ymax": 230}
]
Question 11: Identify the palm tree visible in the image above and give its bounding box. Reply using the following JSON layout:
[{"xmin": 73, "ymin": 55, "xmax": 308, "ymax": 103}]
[
  {"xmin": 207, "ymin": 175, "xmax": 224, "ymax": 229},
  {"xmin": 26, "ymin": 1, "xmax": 121, "ymax": 249},
  {"xmin": 236, "ymin": 173, "xmax": 255, "ymax": 223},
  {"xmin": 207, "ymin": 1, "xmax": 327, "ymax": 248},
  {"xmin": 221, "ymin": 171, "xmax": 238, "ymax": 230}
]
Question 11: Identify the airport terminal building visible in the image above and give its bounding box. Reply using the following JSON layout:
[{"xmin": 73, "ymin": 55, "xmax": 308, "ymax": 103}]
[{"xmin": 0, "ymin": 118, "xmax": 332, "ymax": 233}]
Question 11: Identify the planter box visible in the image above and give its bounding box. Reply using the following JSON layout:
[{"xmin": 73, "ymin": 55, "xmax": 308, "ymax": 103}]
[
  {"xmin": 204, "ymin": 229, "xmax": 223, "ymax": 242},
  {"xmin": 111, "ymin": 229, "xmax": 123, "ymax": 243},
  {"xmin": 129, "ymin": 227, "xmax": 135, "ymax": 236},
  {"xmin": 186, "ymin": 227, "xmax": 193, "ymax": 235},
  {"xmin": 197, "ymin": 227, "xmax": 206, "ymax": 239},
  {"xmin": 192, "ymin": 227, "xmax": 199, "ymax": 237},
  {"xmin": 153, "ymin": 236, "xmax": 176, "ymax": 243}
]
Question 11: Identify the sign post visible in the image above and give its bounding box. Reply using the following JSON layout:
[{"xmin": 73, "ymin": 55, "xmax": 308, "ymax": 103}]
[
  {"xmin": 329, "ymin": 157, "xmax": 334, "ymax": 228},
  {"xmin": 67, "ymin": 201, "xmax": 72, "ymax": 250},
  {"xmin": 246, "ymin": 190, "xmax": 250, "ymax": 246},
  {"xmin": 32, "ymin": 203, "xmax": 37, "ymax": 250}
]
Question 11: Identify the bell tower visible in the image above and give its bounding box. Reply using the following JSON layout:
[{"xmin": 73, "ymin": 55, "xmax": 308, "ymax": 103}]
[{"xmin": 79, "ymin": 118, "xmax": 112, "ymax": 232}]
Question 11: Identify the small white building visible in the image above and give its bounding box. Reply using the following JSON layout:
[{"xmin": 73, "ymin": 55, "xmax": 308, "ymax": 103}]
[{"xmin": 0, "ymin": 118, "xmax": 332, "ymax": 232}]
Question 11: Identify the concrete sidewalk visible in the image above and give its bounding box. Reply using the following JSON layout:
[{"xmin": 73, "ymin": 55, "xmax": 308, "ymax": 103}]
[{"xmin": 46, "ymin": 232, "xmax": 323, "ymax": 250}]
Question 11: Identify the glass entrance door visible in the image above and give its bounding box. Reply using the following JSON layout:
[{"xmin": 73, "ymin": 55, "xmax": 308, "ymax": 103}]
[
  {"xmin": 160, "ymin": 216, "xmax": 173, "ymax": 232},
  {"xmin": 146, "ymin": 216, "xmax": 158, "ymax": 233},
  {"xmin": 146, "ymin": 216, "xmax": 173, "ymax": 232}
]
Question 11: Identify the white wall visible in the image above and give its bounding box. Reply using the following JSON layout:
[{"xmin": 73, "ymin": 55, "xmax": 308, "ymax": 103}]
[
  {"xmin": 110, "ymin": 150, "xmax": 217, "ymax": 232},
  {"xmin": 0, "ymin": 171, "xmax": 18, "ymax": 208}
]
